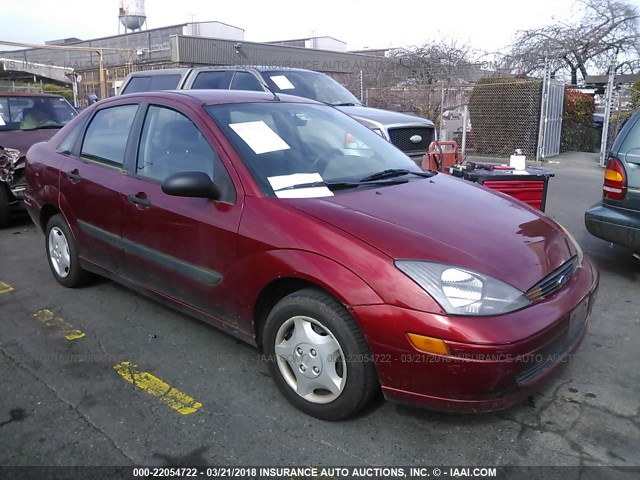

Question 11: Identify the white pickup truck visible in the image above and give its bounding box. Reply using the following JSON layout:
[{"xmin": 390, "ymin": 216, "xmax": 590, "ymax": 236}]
[{"xmin": 118, "ymin": 66, "xmax": 436, "ymax": 163}]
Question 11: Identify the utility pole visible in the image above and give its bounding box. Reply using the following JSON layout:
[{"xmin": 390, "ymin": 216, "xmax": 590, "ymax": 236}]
[{"xmin": 600, "ymin": 65, "xmax": 616, "ymax": 167}]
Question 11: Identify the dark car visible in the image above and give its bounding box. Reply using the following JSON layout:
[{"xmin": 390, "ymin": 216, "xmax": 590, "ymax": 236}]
[
  {"xmin": 26, "ymin": 90, "xmax": 598, "ymax": 420},
  {"xmin": 0, "ymin": 92, "xmax": 78, "ymax": 226},
  {"xmin": 118, "ymin": 67, "xmax": 436, "ymax": 163},
  {"xmin": 585, "ymin": 108, "xmax": 640, "ymax": 256}
]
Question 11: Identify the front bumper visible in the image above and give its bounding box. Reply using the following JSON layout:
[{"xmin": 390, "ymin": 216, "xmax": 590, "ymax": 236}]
[
  {"xmin": 350, "ymin": 256, "xmax": 599, "ymax": 413},
  {"xmin": 585, "ymin": 202, "xmax": 640, "ymax": 250}
]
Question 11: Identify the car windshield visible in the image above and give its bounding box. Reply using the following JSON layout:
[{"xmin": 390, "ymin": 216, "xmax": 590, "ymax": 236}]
[
  {"xmin": 206, "ymin": 102, "xmax": 427, "ymax": 197},
  {"xmin": 0, "ymin": 95, "xmax": 78, "ymax": 131},
  {"xmin": 261, "ymin": 70, "xmax": 363, "ymax": 107}
]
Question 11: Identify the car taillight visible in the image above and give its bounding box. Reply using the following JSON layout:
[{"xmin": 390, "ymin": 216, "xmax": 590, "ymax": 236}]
[{"xmin": 603, "ymin": 157, "xmax": 627, "ymax": 200}]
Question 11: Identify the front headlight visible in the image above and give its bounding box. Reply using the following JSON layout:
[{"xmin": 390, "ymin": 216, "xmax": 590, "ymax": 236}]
[{"xmin": 395, "ymin": 261, "xmax": 531, "ymax": 316}]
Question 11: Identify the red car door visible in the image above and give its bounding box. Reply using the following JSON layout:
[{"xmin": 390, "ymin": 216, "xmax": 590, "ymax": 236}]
[
  {"xmin": 119, "ymin": 102, "xmax": 243, "ymax": 327},
  {"xmin": 59, "ymin": 103, "xmax": 139, "ymax": 273}
]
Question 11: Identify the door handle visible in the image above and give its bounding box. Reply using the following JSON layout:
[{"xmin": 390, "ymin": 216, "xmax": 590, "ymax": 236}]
[
  {"xmin": 66, "ymin": 169, "xmax": 81, "ymax": 181},
  {"xmin": 127, "ymin": 193, "xmax": 151, "ymax": 207}
]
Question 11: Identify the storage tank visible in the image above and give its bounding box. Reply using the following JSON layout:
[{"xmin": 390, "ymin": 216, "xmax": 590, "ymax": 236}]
[{"xmin": 119, "ymin": 0, "xmax": 146, "ymax": 31}]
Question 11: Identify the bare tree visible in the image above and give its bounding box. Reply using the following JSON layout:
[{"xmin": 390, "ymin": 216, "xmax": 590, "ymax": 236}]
[
  {"xmin": 503, "ymin": 0, "xmax": 640, "ymax": 84},
  {"xmin": 386, "ymin": 39, "xmax": 478, "ymax": 85}
]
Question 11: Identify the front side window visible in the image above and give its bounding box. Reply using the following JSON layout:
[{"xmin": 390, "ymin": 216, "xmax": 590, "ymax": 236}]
[
  {"xmin": 137, "ymin": 105, "xmax": 235, "ymax": 202},
  {"xmin": 81, "ymin": 104, "xmax": 138, "ymax": 166},
  {"xmin": 230, "ymin": 72, "xmax": 263, "ymax": 92}
]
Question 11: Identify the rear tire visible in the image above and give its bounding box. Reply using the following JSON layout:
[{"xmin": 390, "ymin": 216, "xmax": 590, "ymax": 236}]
[
  {"xmin": 263, "ymin": 288, "xmax": 378, "ymax": 420},
  {"xmin": 45, "ymin": 214, "xmax": 92, "ymax": 287}
]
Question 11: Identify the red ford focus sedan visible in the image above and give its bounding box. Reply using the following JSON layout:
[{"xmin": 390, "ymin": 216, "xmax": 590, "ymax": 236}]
[{"xmin": 25, "ymin": 90, "xmax": 598, "ymax": 420}]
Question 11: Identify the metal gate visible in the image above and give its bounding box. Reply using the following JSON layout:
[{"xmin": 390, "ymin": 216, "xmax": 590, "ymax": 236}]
[{"xmin": 537, "ymin": 71, "xmax": 565, "ymax": 160}]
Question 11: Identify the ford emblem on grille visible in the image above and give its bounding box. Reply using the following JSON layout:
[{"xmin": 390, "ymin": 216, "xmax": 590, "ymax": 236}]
[
  {"xmin": 557, "ymin": 275, "xmax": 567, "ymax": 287},
  {"xmin": 409, "ymin": 135, "xmax": 422, "ymax": 144}
]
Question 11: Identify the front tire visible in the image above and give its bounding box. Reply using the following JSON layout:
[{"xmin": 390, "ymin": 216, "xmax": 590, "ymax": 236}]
[
  {"xmin": 263, "ymin": 288, "xmax": 378, "ymax": 420},
  {"xmin": 0, "ymin": 184, "xmax": 10, "ymax": 228},
  {"xmin": 45, "ymin": 214, "xmax": 91, "ymax": 287}
]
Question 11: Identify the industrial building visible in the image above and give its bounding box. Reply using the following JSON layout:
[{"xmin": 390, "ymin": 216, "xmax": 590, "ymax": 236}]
[{"xmin": 0, "ymin": 1, "xmax": 387, "ymax": 105}]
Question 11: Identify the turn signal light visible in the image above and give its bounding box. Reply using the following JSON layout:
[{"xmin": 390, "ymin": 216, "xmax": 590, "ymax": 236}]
[
  {"xmin": 406, "ymin": 333, "xmax": 450, "ymax": 355},
  {"xmin": 603, "ymin": 157, "xmax": 627, "ymax": 200}
]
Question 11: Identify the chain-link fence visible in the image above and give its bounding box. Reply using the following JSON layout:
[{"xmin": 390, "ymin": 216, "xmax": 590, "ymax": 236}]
[
  {"xmin": 0, "ymin": 80, "xmax": 74, "ymax": 103},
  {"xmin": 365, "ymin": 78, "xmax": 547, "ymax": 159}
]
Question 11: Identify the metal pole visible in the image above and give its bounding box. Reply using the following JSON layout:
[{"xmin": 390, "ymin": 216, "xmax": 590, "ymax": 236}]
[
  {"xmin": 600, "ymin": 66, "xmax": 615, "ymax": 167},
  {"xmin": 98, "ymin": 50, "xmax": 107, "ymax": 100},
  {"xmin": 536, "ymin": 62, "xmax": 549, "ymax": 161},
  {"xmin": 359, "ymin": 70, "xmax": 364, "ymax": 102},
  {"xmin": 439, "ymin": 86, "xmax": 445, "ymax": 140},
  {"xmin": 461, "ymin": 104, "xmax": 468, "ymax": 156},
  {"xmin": 71, "ymin": 74, "xmax": 79, "ymax": 108}
]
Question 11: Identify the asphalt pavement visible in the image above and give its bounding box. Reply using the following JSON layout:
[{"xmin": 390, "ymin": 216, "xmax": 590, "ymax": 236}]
[{"xmin": 0, "ymin": 151, "xmax": 638, "ymax": 471}]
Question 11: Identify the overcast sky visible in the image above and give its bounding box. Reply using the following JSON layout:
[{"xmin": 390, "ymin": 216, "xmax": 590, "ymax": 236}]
[{"xmin": 3, "ymin": 0, "xmax": 640, "ymax": 53}]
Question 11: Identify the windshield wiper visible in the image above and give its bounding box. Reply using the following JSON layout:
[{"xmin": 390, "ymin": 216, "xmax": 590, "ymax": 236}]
[
  {"xmin": 330, "ymin": 102, "xmax": 361, "ymax": 107},
  {"xmin": 274, "ymin": 179, "xmax": 408, "ymax": 193},
  {"xmin": 359, "ymin": 169, "xmax": 435, "ymax": 182},
  {"xmin": 21, "ymin": 124, "xmax": 63, "ymax": 131}
]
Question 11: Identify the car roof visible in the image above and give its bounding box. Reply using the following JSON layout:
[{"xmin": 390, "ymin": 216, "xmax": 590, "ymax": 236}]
[
  {"xmin": 116, "ymin": 89, "xmax": 322, "ymax": 106},
  {"xmin": 191, "ymin": 66, "xmax": 319, "ymax": 74},
  {"xmin": 0, "ymin": 91, "xmax": 66, "ymax": 99},
  {"xmin": 124, "ymin": 68, "xmax": 192, "ymax": 77}
]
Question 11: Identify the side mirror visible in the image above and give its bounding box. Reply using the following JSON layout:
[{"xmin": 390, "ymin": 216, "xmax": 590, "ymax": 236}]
[{"xmin": 161, "ymin": 171, "xmax": 221, "ymax": 199}]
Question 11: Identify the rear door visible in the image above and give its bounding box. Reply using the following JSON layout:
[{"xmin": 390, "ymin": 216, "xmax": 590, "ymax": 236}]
[
  {"xmin": 119, "ymin": 100, "xmax": 244, "ymax": 324},
  {"xmin": 59, "ymin": 102, "xmax": 139, "ymax": 273}
]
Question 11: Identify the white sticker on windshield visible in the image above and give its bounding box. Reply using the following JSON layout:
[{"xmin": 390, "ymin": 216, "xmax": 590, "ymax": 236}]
[
  {"xmin": 268, "ymin": 173, "xmax": 334, "ymax": 198},
  {"xmin": 270, "ymin": 75, "xmax": 295, "ymax": 90},
  {"xmin": 229, "ymin": 121, "xmax": 290, "ymax": 155},
  {"xmin": 0, "ymin": 115, "xmax": 5, "ymax": 126}
]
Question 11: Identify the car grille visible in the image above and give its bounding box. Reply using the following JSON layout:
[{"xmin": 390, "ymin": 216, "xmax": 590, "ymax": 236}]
[
  {"xmin": 525, "ymin": 256, "xmax": 578, "ymax": 303},
  {"xmin": 387, "ymin": 127, "xmax": 433, "ymax": 154},
  {"xmin": 515, "ymin": 320, "xmax": 585, "ymax": 385}
]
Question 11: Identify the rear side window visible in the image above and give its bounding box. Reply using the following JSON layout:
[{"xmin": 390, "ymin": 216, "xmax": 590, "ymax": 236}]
[
  {"xmin": 122, "ymin": 74, "xmax": 182, "ymax": 94},
  {"xmin": 81, "ymin": 105, "xmax": 138, "ymax": 166},
  {"xmin": 191, "ymin": 71, "xmax": 233, "ymax": 90},
  {"xmin": 230, "ymin": 72, "xmax": 263, "ymax": 92},
  {"xmin": 56, "ymin": 123, "xmax": 83, "ymax": 155},
  {"xmin": 619, "ymin": 114, "xmax": 640, "ymax": 154}
]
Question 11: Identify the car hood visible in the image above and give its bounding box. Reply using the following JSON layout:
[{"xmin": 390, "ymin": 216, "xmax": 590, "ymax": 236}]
[
  {"xmin": 336, "ymin": 105, "xmax": 435, "ymax": 127},
  {"xmin": 0, "ymin": 129, "xmax": 60, "ymax": 157},
  {"xmin": 286, "ymin": 175, "xmax": 575, "ymax": 292}
]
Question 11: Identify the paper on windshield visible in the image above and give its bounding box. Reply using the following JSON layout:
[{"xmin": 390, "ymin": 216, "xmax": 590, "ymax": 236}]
[
  {"xmin": 270, "ymin": 75, "xmax": 295, "ymax": 90},
  {"xmin": 268, "ymin": 173, "xmax": 333, "ymax": 198},
  {"xmin": 0, "ymin": 115, "xmax": 5, "ymax": 126},
  {"xmin": 229, "ymin": 121, "xmax": 290, "ymax": 155}
]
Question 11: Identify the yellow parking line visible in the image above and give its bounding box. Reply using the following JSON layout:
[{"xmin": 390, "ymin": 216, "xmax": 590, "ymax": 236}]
[
  {"xmin": 0, "ymin": 281, "xmax": 14, "ymax": 294},
  {"xmin": 33, "ymin": 309, "xmax": 86, "ymax": 341},
  {"xmin": 114, "ymin": 361, "xmax": 203, "ymax": 415}
]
